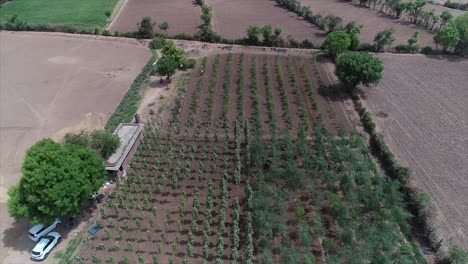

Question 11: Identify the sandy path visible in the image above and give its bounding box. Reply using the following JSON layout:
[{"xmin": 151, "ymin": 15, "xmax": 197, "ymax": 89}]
[{"xmin": 0, "ymin": 31, "xmax": 150, "ymax": 264}]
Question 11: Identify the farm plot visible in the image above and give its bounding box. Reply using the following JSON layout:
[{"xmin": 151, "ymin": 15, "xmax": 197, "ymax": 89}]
[
  {"xmin": 209, "ymin": 0, "xmax": 326, "ymax": 44},
  {"xmin": 364, "ymin": 53, "xmax": 468, "ymax": 249},
  {"xmin": 299, "ymin": 0, "xmax": 436, "ymax": 47},
  {"xmin": 0, "ymin": 31, "xmax": 151, "ymax": 263},
  {"xmin": 0, "ymin": 0, "xmax": 119, "ymax": 30},
  {"xmin": 109, "ymin": 0, "xmax": 202, "ymax": 36},
  {"xmin": 75, "ymin": 53, "xmax": 426, "ymax": 263},
  {"xmin": 175, "ymin": 53, "xmax": 342, "ymax": 136},
  {"xmin": 76, "ymin": 120, "xmax": 251, "ymax": 264}
]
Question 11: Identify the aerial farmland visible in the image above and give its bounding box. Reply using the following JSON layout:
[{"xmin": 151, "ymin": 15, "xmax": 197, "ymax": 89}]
[{"xmin": 0, "ymin": 0, "xmax": 467, "ymax": 263}]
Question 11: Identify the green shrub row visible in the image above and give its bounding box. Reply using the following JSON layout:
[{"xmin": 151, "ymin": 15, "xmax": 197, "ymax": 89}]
[
  {"xmin": 0, "ymin": 16, "xmax": 317, "ymax": 49},
  {"xmin": 352, "ymin": 96, "xmax": 451, "ymax": 258},
  {"xmin": 104, "ymin": 51, "xmax": 157, "ymax": 132}
]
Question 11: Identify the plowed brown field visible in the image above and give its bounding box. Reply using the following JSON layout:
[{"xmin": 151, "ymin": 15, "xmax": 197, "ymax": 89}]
[
  {"xmin": 110, "ymin": 0, "xmax": 203, "ymax": 35},
  {"xmin": 209, "ymin": 0, "xmax": 326, "ymax": 44},
  {"xmin": 364, "ymin": 53, "xmax": 468, "ymax": 249}
]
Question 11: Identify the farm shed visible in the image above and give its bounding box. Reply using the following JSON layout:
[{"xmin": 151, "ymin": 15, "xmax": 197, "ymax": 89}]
[{"xmin": 105, "ymin": 123, "xmax": 144, "ymax": 178}]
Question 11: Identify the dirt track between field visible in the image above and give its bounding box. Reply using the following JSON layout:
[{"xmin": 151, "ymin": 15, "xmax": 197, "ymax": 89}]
[
  {"xmin": 0, "ymin": 31, "xmax": 150, "ymax": 264},
  {"xmin": 364, "ymin": 53, "xmax": 468, "ymax": 249}
]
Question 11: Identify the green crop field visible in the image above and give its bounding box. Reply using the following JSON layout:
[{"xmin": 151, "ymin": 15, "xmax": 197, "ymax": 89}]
[{"xmin": 0, "ymin": 0, "xmax": 119, "ymax": 29}]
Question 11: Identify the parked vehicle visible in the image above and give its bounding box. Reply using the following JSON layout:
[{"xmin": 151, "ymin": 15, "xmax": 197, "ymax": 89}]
[
  {"xmin": 31, "ymin": 232, "xmax": 61, "ymax": 260},
  {"xmin": 28, "ymin": 218, "xmax": 61, "ymax": 241}
]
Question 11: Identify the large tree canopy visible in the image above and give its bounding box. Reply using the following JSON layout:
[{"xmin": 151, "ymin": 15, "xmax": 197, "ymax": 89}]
[
  {"xmin": 323, "ymin": 31, "xmax": 351, "ymax": 59},
  {"xmin": 8, "ymin": 139, "xmax": 106, "ymax": 224},
  {"xmin": 452, "ymin": 13, "xmax": 468, "ymax": 56},
  {"xmin": 434, "ymin": 25, "xmax": 460, "ymax": 52},
  {"xmin": 156, "ymin": 56, "xmax": 178, "ymax": 79},
  {"xmin": 335, "ymin": 52, "xmax": 383, "ymax": 90}
]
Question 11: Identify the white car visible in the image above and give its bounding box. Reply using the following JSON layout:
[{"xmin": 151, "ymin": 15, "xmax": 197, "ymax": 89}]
[
  {"xmin": 31, "ymin": 232, "xmax": 61, "ymax": 260},
  {"xmin": 28, "ymin": 218, "xmax": 61, "ymax": 241}
]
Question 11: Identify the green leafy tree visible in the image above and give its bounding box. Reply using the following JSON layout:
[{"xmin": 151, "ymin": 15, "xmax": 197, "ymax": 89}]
[
  {"xmin": 434, "ymin": 25, "xmax": 459, "ymax": 52},
  {"xmin": 149, "ymin": 37, "xmax": 167, "ymax": 50},
  {"xmin": 374, "ymin": 28, "xmax": 396, "ymax": 51},
  {"xmin": 64, "ymin": 130, "xmax": 120, "ymax": 158},
  {"xmin": 246, "ymin": 25, "xmax": 261, "ymax": 44},
  {"xmin": 161, "ymin": 40, "xmax": 184, "ymax": 63},
  {"xmin": 262, "ymin": 25, "xmax": 273, "ymax": 45},
  {"xmin": 345, "ymin": 22, "xmax": 362, "ymax": 50},
  {"xmin": 408, "ymin": 31, "xmax": 420, "ymax": 46},
  {"xmin": 452, "ymin": 13, "xmax": 468, "ymax": 56},
  {"xmin": 323, "ymin": 31, "xmax": 351, "ymax": 59},
  {"xmin": 159, "ymin": 21, "xmax": 169, "ymax": 32},
  {"xmin": 444, "ymin": 242, "xmax": 468, "ymax": 264},
  {"xmin": 156, "ymin": 57, "xmax": 178, "ymax": 79},
  {"xmin": 335, "ymin": 52, "xmax": 383, "ymax": 91},
  {"xmin": 274, "ymin": 27, "xmax": 282, "ymax": 37},
  {"xmin": 7, "ymin": 139, "xmax": 106, "ymax": 224},
  {"xmin": 90, "ymin": 131, "xmax": 120, "ymax": 158},
  {"xmin": 137, "ymin": 16, "xmax": 155, "ymax": 38},
  {"xmin": 440, "ymin": 10, "xmax": 453, "ymax": 29},
  {"xmin": 201, "ymin": 5, "xmax": 212, "ymax": 26}
]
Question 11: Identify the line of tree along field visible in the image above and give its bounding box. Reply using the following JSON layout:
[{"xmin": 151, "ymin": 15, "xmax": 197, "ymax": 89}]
[{"xmin": 275, "ymin": 0, "xmax": 468, "ymax": 56}]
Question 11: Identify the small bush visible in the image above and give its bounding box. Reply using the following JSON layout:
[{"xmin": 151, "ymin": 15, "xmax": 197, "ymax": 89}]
[
  {"xmin": 64, "ymin": 130, "xmax": 120, "ymax": 158},
  {"xmin": 421, "ymin": 46, "xmax": 433, "ymax": 55},
  {"xmin": 294, "ymin": 205, "xmax": 305, "ymax": 217},
  {"xmin": 173, "ymin": 33, "xmax": 195, "ymax": 40},
  {"xmin": 91, "ymin": 130, "xmax": 121, "ymax": 158},
  {"xmin": 180, "ymin": 58, "xmax": 196, "ymax": 70},
  {"xmin": 395, "ymin": 44, "xmax": 419, "ymax": 53},
  {"xmin": 149, "ymin": 37, "xmax": 166, "ymax": 50},
  {"xmin": 300, "ymin": 39, "xmax": 315, "ymax": 49},
  {"xmin": 357, "ymin": 42, "xmax": 375, "ymax": 52}
]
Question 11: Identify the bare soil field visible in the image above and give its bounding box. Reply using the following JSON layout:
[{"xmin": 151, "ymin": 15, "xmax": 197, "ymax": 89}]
[
  {"xmin": 209, "ymin": 0, "xmax": 326, "ymax": 44},
  {"xmin": 110, "ymin": 0, "xmax": 203, "ymax": 36},
  {"xmin": 364, "ymin": 53, "xmax": 468, "ymax": 249},
  {"xmin": 0, "ymin": 31, "xmax": 150, "ymax": 264},
  {"xmin": 300, "ymin": 0, "xmax": 437, "ymax": 47}
]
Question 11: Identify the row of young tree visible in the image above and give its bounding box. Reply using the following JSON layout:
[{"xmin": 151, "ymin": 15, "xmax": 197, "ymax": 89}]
[{"xmin": 276, "ymin": 0, "xmax": 468, "ymax": 56}]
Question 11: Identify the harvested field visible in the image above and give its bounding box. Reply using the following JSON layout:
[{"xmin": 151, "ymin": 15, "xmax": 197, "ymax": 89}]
[
  {"xmin": 300, "ymin": 0, "xmax": 436, "ymax": 47},
  {"xmin": 364, "ymin": 53, "xmax": 468, "ymax": 249},
  {"xmin": 0, "ymin": 31, "xmax": 150, "ymax": 263},
  {"xmin": 209, "ymin": 0, "xmax": 326, "ymax": 44},
  {"xmin": 110, "ymin": 0, "xmax": 203, "ymax": 36}
]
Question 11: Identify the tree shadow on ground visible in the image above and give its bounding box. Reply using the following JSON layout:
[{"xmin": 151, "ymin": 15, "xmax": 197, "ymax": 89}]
[
  {"xmin": 421, "ymin": 53, "xmax": 467, "ymax": 62},
  {"xmin": 2, "ymin": 219, "xmax": 33, "ymax": 253},
  {"xmin": 2, "ymin": 203, "xmax": 96, "ymax": 257},
  {"xmin": 315, "ymin": 54, "xmax": 356, "ymax": 103},
  {"xmin": 149, "ymin": 79, "xmax": 170, "ymax": 89}
]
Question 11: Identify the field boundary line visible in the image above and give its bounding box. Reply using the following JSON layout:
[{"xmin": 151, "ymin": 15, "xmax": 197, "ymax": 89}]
[{"xmin": 105, "ymin": 0, "xmax": 129, "ymax": 30}]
